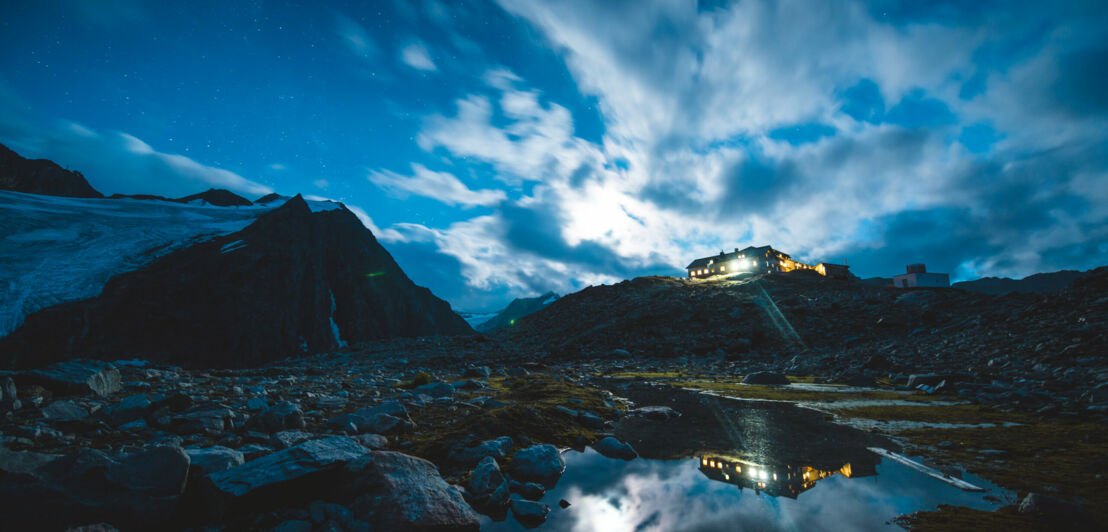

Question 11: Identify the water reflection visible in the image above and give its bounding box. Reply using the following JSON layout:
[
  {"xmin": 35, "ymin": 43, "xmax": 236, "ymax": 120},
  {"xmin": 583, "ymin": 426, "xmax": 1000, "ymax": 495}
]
[
  {"xmin": 481, "ymin": 449, "xmax": 1010, "ymax": 532},
  {"xmin": 696, "ymin": 454, "xmax": 877, "ymax": 499}
]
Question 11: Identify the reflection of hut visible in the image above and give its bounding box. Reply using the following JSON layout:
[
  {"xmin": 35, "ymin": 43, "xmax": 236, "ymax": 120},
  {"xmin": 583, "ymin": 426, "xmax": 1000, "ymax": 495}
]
[{"xmin": 697, "ymin": 455, "xmax": 876, "ymax": 499}]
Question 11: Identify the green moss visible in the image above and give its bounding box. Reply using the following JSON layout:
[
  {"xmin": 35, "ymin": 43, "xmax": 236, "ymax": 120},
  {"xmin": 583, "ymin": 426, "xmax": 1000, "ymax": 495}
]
[
  {"xmin": 897, "ymin": 421, "xmax": 1108, "ymax": 527},
  {"xmin": 398, "ymin": 371, "xmax": 433, "ymax": 389}
]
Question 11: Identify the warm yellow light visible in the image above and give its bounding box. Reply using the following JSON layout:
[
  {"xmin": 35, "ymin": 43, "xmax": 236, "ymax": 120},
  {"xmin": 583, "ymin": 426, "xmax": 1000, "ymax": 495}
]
[
  {"xmin": 702, "ymin": 458, "xmax": 708, "ymax": 466},
  {"xmin": 721, "ymin": 265, "xmax": 726, "ymax": 271}
]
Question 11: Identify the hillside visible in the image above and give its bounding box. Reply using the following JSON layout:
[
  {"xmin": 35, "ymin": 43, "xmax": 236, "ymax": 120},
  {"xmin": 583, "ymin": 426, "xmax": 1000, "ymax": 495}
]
[
  {"xmin": 495, "ymin": 270, "xmax": 1108, "ymax": 383},
  {"xmin": 953, "ymin": 270, "xmax": 1091, "ymax": 295},
  {"xmin": 0, "ymin": 143, "xmax": 103, "ymax": 198},
  {"xmin": 0, "ymin": 195, "xmax": 472, "ymax": 368}
]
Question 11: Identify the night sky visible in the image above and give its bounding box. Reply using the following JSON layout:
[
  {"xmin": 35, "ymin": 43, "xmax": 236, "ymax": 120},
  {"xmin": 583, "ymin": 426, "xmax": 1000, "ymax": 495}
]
[{"xmin": 1, "ymin": 0, "xmax": 1106, "ymax": 311}]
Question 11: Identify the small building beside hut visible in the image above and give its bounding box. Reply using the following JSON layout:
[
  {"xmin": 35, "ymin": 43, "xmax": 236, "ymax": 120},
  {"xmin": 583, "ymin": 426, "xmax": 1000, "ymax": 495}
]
[{"xmin": 892, "ymin": 264, "xmax": 949, "ymax": 288}]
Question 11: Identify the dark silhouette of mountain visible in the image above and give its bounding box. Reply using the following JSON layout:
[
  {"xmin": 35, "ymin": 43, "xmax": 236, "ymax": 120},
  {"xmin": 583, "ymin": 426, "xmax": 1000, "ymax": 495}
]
[
  {"xmin": 108, "ymin": 193, "xmax": 173, "ymax": 202},
  {"xmin": 0, "ymin": 195, "xmax": 473, "ymax": 369},
  {"xmin": 175, "ymin": 188, "xmax": 253, "ymax": 207},
  {"xmin": 109, "ymin": 189, "xmax": 252, "ymax": 207},
  {"xmin": 953, "ymin": 270, "xmax": 1092, "ymax": 295},
  {"xmin": 476, "ymin": 292, "xmax": 559, "ymax": 333},
  {"xmin": 254, "ymin": 193, "xmax": 288, "ymax": 204},
  {"xmin": 0, "ymin": 143, "xmax": 103, "ymax": 198}
]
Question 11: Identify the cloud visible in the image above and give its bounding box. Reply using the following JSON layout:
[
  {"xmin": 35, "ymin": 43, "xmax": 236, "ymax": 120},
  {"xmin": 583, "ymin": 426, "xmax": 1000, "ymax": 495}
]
[
  {"xmin": 313, "ymin": 178, "xmax": 329, "ymax": 189},
  {"xmin": 0, "ymin": 90, "xmax": 271, "ymax": 198},
  {"xmin": 399, "ymin": 41, "xmax": 437, "ymax": 71},
  {"xmin": 367, "ymin": 163, "xmax": 507, "ymax": 207},
  {"xmin": 334, "ymin": 13, "xmax": 378, "ymax": 60}
]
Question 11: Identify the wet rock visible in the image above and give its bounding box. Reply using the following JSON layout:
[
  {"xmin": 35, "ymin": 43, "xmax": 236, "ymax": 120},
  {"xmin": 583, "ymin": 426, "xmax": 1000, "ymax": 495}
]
[
  {"xmin": 104, "ymin": 394, "xmax": 151, "ymax": 426},
  {"xmin": 592, "ymin": 437, "xmax": 637, "ymax": 460},
  {"xmin": 558, "ymin": 499, "xmax": 571, "ymax": 509},
  {"xmin": 413, "ymin": 381, "xmax": 454, "ymax": 399},
  {"xmin": 510, "ymin": 498, "xmax": 550, "ymax": 527},
  {"xmin": 42, "ymin": 399, "xmax": 89, "ymax": 422},
  {"xmin": 453, "ymin": 379, "xmax": 486, "ymax": 391},
  {"xmin": 1018, "ymin": 492, "xmax": 1090, "ymax": 520},
  {"xmin": 185, "ymin": 446, "xmax": 244, "ymax": 479},
  {"xmin": 345, "ymin": 451, "xmax": 479, "ymax": 531},
  {"xmin": 449, "ymin": 436, "xmax": 513, "ymax": 465},
  {"xmin": 631, "ymin": 405, "xmax": 680, "ymax": 421},
  {"xmin": 467, "ymin": 456, "xmax": 510, "ymax": 512},
  {"xmin": 107, "ymin": 446, "xmax": 191, "ymax": 496},
  {"xmin": 23, "ymin": 359, "xmax": 121, "ymax": 397},
  {"xmin": 607, "ymin": 349, "xmax": 632, "ymax": 358},
  {"xmin": 250, "ymin": 402, "xmax": 305, "ymax": 433},
  {"xmin": 508, "ymin": 480, "xmax": 545, "ymax": 501},
  {"xmin": 202, "ymin": 435, "xmax": 368, "ymax": 520},
  {"xmin": 743, "ymin": 371, "xmax": 790, "ymax": 385},
  {"xmin": 511, "ymin": 444, "xmax": 565, "ymax": 488}
]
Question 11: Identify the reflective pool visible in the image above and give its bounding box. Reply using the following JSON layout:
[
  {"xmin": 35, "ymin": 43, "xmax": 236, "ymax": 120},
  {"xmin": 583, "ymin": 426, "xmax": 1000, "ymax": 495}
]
[{"xmin": 481, "ymin": 448, "xmax": 1011, "ymax": 531}]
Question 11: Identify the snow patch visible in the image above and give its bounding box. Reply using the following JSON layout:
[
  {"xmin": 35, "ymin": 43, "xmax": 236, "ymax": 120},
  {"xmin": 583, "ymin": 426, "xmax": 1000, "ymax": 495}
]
[
  {"xmin": 541, "ymin": 294, "xmax": 558, "ymax": 306},
  {"xmin": 306, "ymin": 200, "xmax": 345, "ymax": 213},
  {"xmin": 220, "ymin": 239, "xmax": 247, "ymax": 254},
  {"xmin": 0, "ymin": 190, "xmax": 277, "ymax": 336}
]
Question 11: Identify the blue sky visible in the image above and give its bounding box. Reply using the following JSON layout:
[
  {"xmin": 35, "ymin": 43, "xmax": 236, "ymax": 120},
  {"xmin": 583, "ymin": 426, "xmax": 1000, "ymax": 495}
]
[{"xmin": 1, "ymin": 0, "xmax": 1106, "ymax": 311}]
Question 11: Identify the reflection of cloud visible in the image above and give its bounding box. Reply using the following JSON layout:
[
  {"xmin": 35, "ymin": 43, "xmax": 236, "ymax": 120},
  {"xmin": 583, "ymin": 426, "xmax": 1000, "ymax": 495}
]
[{"xmin": 530, "ymin": 450, "xmax": 1005, "ymax": 532}]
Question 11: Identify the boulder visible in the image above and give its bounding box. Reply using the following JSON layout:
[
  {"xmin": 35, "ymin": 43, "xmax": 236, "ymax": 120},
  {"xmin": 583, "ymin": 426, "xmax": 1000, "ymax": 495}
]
[
  {"xmin": 354, "ymin": 434, "xmax": 388, "ymax": 450},
  {"xmin": 510, "ymin": 498, "xmax": 550, "ymax": 527},
  {"xmin": 250, "ymin": 402, "xmax": 305, "ymax": 433},
  {"xmin": 271, "ymin": 430, "xmax": 314, "ymax": 449},
  {"xmin": 0, "ymin": 446, "xmax": 189, "ymax": 530},
  {"xmin": 592, "ymin": 437, "xmax": 637, "ymax": 460},
  {"xmin": 185, "ymin": 446, "xmax": 244, "ymax": 480},
  {"xmin": 630, "ymin": 406, "xmax": 680, "ymax": 421},
  {"xmin": 104, "ymin": 394, "xmax": 151, "ymax": 426},
  {"xmin": 511, "ymin": 444, "xmax": 565, "ymax": 489},
  {"xmin": 449, "ymin": 436, "xmax": 513, "ymax": 465},
  {"xmin": 413, "ymin": 381, "xmax": 454, "ymax": 399},
  {"xmin": 742, "ymin": 372, "xmax": 790, "ymax": 385},
  {"xmin": 0, "ymin": 446, "xmax": 59, "ymax": 474},
  {"xmin": 1018, "ymin": 492, "xmax": 1090, "ymax": 521},
  {"xmin": 464, "ymin": 366, "xmax": 491, "ymax": 378},
  {"xmin": 42, "ymin": 399, "xmax": 89, "ymax": 422},
  {"xmin": 22, "ymin": 359, "xmax": 121, "ymax": 397},
  {"xmin": 466, "ymin": 457, "xmax": 510, "ymax": 513},
  {"xmin": 508, "ymin": 479, "xmax": 545, "ymax": 501},
  {"xmin": 201, "ymin": 435, "xmax": 368, "ymax": 520},
  {"xmin": 861, "ymin": 354, "xmax": 892, "ymax": 371},
  {"xmin": 837, "ymin": 373, "xmax": 877, "ymax": 387},
  {"xmin": 345, "ymin": 451, "xmax": 479, "ymax": 531},
  {"xmin": 1, "ymin": 376, "xmax": 19, "ymax": 410}
]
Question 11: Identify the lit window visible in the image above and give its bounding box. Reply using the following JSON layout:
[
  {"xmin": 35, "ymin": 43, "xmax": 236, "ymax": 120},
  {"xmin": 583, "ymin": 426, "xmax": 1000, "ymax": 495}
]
[{"xmin": 721, "ymin": 266, "xmax": 726, "ymax": 271}]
